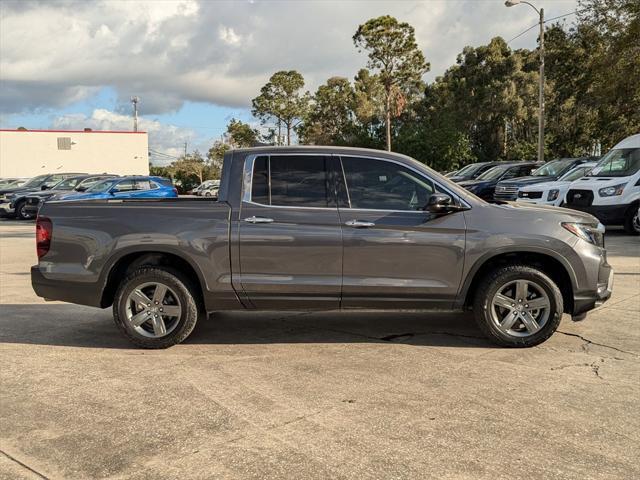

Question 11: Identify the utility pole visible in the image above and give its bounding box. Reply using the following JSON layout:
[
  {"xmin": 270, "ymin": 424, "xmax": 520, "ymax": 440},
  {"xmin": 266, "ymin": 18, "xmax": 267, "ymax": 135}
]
[
  {"xmin": 183, "ymin": 142, "xmax": 188, "ymax": 157},
  {"xmin": 130, "ymin": 96, "xmax": 140, "ymax": 132},
  {"xmin": 505, "ymin": 1, "xmax": 545, "ymax": 164}
]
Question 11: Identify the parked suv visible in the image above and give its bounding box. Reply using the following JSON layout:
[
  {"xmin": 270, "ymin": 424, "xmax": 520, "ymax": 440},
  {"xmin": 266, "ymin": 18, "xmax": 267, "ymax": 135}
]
[
  {"xmin": 565, "ymin": 134, "xmax": 640, "ymax": 234},
  {"xmin": 494, "ymin": 158, "xmax": 594, "ymax": 201},
  {"xmin": 516, "ymin": 162, "xmax": 598, "ymax": 207},
  {"xmin": 59, "ymin": 176, "xmax": 177, "ymax": 201},
  {"xmin": 0, "ymin": 173, "xmax": 85, "ymax": 218},
  {"xmin": 459, "ymin": 162, "xmax": 540, "ymax": 201},
  {"xmin": 32, "ymin": 147, "xmax": 613, "ymax": 349},
  {"xmin": 23, "ymin": 174, "xmax": 118, "ymax": 218}
]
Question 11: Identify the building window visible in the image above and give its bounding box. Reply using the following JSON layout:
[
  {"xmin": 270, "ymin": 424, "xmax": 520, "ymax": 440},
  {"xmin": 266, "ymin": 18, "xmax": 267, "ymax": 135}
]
[{"xmin": 57, "ymin": 137, "xmax": 72, "ymax": 150}]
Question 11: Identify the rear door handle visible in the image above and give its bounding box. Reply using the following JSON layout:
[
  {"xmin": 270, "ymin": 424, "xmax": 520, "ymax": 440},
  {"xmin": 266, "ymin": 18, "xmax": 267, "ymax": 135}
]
[
  {"xmin": 244, "ymin": 216, "xmax": 274, "ymax": 224},
  {"xmin": 345, "ymin": 219, "xmax": 375, "ymax": 228}
]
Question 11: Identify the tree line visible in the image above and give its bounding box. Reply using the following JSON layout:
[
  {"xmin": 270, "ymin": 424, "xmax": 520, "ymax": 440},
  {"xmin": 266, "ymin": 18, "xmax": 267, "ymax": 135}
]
[{"xmin": 153, "ymin": 0, "xmax": 639, "ymax": 188}]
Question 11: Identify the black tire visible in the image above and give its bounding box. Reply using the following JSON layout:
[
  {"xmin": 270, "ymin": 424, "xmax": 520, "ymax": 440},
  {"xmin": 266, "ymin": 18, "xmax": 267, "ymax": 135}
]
[
  {"xmin": 113, "ymin": 267, "xmax": 202, "ymax": 348},
  {"xmin": 623, "ymin": 205, "xmax": 640, "ymax": 235},
  {"xmin": 16, "ymin": 200, "xmax": 32, "ymax": 220},
  {"xmin": 473, "ymin": 264, "xmax": 563, "ymax": 347}
]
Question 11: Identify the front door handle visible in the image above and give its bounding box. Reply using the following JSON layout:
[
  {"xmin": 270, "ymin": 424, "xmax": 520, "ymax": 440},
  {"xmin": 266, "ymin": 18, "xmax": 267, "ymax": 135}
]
[
  {"xmin": 244, "ymin": 216, "xmax": 274, "ymax": 224},
  {"xmin": 345, "ymin": 219, "xmax": 375, "ymax": 228}
]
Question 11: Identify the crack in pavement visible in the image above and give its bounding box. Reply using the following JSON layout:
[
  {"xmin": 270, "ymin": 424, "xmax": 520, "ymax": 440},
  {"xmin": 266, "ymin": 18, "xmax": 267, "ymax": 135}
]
[
  {"xmin": 0, "ymin": 449, "xmax": 49, "ymax": 480},
  {"xmin": 557, "ymin": 331, "xmax": 639, "ymax": 358}
]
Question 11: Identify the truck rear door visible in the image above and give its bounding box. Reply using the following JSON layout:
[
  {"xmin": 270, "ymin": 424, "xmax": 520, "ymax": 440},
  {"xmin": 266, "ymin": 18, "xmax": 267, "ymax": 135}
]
[{"xmin": 237, "ymin": 154, "xmax": 342, "ymax": 309}]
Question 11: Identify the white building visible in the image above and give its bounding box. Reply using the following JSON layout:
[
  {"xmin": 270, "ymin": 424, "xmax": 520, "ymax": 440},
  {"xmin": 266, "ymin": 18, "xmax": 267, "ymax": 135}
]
[{"xmin": 0, "ymin": 129, "xmax": 149, "ymax": 177}]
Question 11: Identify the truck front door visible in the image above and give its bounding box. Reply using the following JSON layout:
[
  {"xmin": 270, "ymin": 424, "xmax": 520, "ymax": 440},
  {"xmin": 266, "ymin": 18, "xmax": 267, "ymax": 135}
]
[
  {"xmin": 336, "ymin": 155, "xmax": 467, "ymax": 309},
  {"xmin": 238, "ymin": 154, "xmax": 342, "ymax": 309}
]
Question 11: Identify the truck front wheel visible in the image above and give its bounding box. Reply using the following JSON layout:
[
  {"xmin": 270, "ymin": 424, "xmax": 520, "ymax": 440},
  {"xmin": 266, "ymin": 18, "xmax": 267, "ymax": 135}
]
[
  {"xmin": 473, "ymin": 265, "xmax": 563, "ymax": 347},
  {"xmin": 113, "ymin": 267, "xmax": 201, "ymax": 348}
]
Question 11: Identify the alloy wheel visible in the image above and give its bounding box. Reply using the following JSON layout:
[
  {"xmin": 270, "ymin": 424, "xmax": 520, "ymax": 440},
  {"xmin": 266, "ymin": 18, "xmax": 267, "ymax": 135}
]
[
  {"xmin": 633, "ymin": 207, "xmax": 640, "ymax": 233},
  {"xmin": 125, "ymin": 282, "xmax": 182, "ymax": 338},
  {"xmin": 490, "ymin": 279, "xmax": 550, "ymax": 337}
]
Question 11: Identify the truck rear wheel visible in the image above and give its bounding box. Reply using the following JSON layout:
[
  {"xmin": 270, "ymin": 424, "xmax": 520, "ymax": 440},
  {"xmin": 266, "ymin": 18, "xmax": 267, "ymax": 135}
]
[
  {"xmin": 473, "ymin": 265, "xmax": 563, "ymax": 347},
  {"xmin": 623, "ymin": 205, "xmax": 640, "ymax": 235},
  {"xmin": 113, "ymin": 267, "xmax": 201, "ymax": 348}
]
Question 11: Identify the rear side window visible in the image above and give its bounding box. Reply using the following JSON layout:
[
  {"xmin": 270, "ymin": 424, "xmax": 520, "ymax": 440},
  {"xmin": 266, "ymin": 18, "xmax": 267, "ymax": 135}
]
[
  {"xmin": 250, "ymin": 155, "xmax": 330, "ymax": 207},
  {"xmin": 341, "ymin": 157, "xmax": 435, "ymax": 211},
  {"xmin": 115, "ymin": 180, "xmax": 135, "ymax": 192},
  {"xmin": 135, "ymin": 180, "xmax": 158, "ymax": 190}
]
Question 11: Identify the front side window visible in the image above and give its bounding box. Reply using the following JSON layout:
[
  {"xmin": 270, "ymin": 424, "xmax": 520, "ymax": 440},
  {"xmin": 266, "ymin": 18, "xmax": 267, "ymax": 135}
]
[
  {"xmin": 341, "ymin": 157, "xmax": 434, "ymax": 211},
  {"xmin": 250, "ymin": 155, "xmax": 330, "ymax": 207}
]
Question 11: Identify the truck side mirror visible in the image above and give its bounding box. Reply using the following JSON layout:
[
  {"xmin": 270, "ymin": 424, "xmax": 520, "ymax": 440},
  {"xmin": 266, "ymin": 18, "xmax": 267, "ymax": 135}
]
[{"xmin": 425, "ymin": 193, "xmax": 466, "ymax": 214}]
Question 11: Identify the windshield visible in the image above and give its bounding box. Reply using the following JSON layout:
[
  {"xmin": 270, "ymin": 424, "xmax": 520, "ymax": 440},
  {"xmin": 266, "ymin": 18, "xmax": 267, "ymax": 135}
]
[
  {"xmin": 53, "ymin": 177, "xmax": 83, "ymax": 190},
  {"xmin": 532, "ymin": 159, "xmax": 576, "ymax": 177},
  {"xmin": 476, "ymin": 166, "xmax": 509, "ymax": 181},
  {"xmin": 589, "ymin": 148, "xmax": 640, "ymax": 177},
  {"xmin": 21, "ymin": 174, "xmax": 49, "ymax": 188},
  {"xmin": 455, "ymin": 163, "xmax": 487, "ymax": 177},
  {"xmin": 86, "ymin": 178, "xmax": 118, "ymax": 193},
  {"xmin": 560, "ymin": 165, "xmax": 593, "ymax": 182}
]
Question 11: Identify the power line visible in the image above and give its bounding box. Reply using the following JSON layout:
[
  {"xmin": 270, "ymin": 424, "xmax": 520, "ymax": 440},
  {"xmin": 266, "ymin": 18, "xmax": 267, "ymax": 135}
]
[{"xmin": 506, "ymin": 7, "xmax": 593, "ymax": 44}]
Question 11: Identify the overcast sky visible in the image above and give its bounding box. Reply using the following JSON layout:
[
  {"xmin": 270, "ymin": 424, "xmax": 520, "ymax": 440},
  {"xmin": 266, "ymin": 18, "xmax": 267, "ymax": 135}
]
[{"xmin": 0, "ymin": 0, "xmax": 578, "ymax": 164}]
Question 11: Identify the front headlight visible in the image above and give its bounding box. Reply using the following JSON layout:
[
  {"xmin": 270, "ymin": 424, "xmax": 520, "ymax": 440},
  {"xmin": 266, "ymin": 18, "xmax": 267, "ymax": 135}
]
[
  {"xmin": 547, "ymin": 189, "xmax": 559, "ymax": 201},
  {"xmin": 562, "ymin": 222, "xmax": 605, "ymax": 247},
  {"xmin": 598, "ymin": 183, "xmax": 626, "ymax": 197}
]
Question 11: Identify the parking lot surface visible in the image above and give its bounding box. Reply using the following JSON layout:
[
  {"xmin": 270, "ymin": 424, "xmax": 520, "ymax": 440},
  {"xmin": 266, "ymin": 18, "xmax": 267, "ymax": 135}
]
[{"xmin": 1, "ymin": 219, "xmax": 639, "ymax": 480}]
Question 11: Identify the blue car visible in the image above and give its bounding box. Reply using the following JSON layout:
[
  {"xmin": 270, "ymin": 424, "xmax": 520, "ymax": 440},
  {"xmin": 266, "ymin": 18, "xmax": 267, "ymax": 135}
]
[{"xmin": 59, "ymin": 176, "xmax": 177, "ymax": 201}]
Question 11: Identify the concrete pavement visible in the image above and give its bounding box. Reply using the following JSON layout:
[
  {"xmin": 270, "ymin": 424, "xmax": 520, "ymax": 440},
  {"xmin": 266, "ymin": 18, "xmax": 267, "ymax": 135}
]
[{"xmin": 1, "ymin": 219, "xmax": 638, "ymax": 479}]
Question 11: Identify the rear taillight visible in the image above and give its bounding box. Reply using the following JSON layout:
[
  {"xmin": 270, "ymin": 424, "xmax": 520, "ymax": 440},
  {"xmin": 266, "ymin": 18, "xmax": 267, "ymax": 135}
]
[{"xmin": 36, "ymin": 216, "xmax": 52, "ymax": 259}]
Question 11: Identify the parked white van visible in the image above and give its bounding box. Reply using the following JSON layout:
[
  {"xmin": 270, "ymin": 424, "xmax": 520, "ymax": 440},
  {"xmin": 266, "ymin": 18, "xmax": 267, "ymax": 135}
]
[
  {"xmin": 516, "ymin": 162, "xmax": 598, "ymax": 207},
  {"xmin": 564, "ymin": 134, "xmax": 640, "ymax": 234}
]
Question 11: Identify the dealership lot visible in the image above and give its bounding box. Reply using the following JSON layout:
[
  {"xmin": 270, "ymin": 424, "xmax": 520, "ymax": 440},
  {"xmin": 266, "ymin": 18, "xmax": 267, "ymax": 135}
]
[{"xmin": 1, "ymin": 220, "xmax": 638, "ymax": 479}]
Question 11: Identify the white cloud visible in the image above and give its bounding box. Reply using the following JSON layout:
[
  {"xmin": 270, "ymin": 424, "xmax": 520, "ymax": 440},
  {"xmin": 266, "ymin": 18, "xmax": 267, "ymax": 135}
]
[
  {"xmin": 0, "ymin": 0, "xmax": 578, "ymax": 115},
  {"xmin": 51, "ymin": 109, "xmax": 197, "ymax": 165},
  {"xmin": 218, "ymin": 26, "xmax": 243, "ymax": 46}
]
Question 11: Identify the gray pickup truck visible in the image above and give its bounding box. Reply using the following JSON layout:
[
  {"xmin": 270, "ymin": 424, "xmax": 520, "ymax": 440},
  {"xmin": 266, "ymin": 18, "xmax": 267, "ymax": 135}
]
[{"xmin": 32, "ymin": 147, "xmax": 613, "ymax": 348}]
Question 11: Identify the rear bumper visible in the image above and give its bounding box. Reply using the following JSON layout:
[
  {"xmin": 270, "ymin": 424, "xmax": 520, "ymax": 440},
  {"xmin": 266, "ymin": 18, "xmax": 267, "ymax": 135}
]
[
  {"xmin": 31, "ymin": 266, "xmax": 103, "ymax": 308},
  {"xmin": 565, "ymin": 203, "xmax": 630, "ymax": 225}
]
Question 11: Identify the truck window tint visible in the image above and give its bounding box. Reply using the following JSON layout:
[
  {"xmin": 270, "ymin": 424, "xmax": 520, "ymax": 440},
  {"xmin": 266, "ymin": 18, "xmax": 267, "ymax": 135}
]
[
  {"xmin": 251, "ymin": 155, "xmax": 329, "ymax": 207},
  {"xmin": 251, "ymin": 156, "xmax": 270, "ymax": 204},
  {"xmin": 341, "ymin": 157, "xmax": 434, "ymax": 211}
]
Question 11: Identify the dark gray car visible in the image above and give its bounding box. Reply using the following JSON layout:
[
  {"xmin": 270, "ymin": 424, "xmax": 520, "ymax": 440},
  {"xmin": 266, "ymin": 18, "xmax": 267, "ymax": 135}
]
[{"xmin": 31, "ymin": 147, "xmax": 613, "ymax": 348}]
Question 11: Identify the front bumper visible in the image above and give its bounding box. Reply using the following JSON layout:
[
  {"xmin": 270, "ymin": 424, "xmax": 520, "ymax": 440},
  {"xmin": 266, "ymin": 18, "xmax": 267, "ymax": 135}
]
[
  {"xmin": 565, "ymin": 203, "xmax": 630, "ymax": 225},
  {"xmin": 572, "ymin": 261, "xmax": 613, "ymax": 315},
  {"xmin": 0, "ymin": 203, "xmax": 15, "ymax": 217}
]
